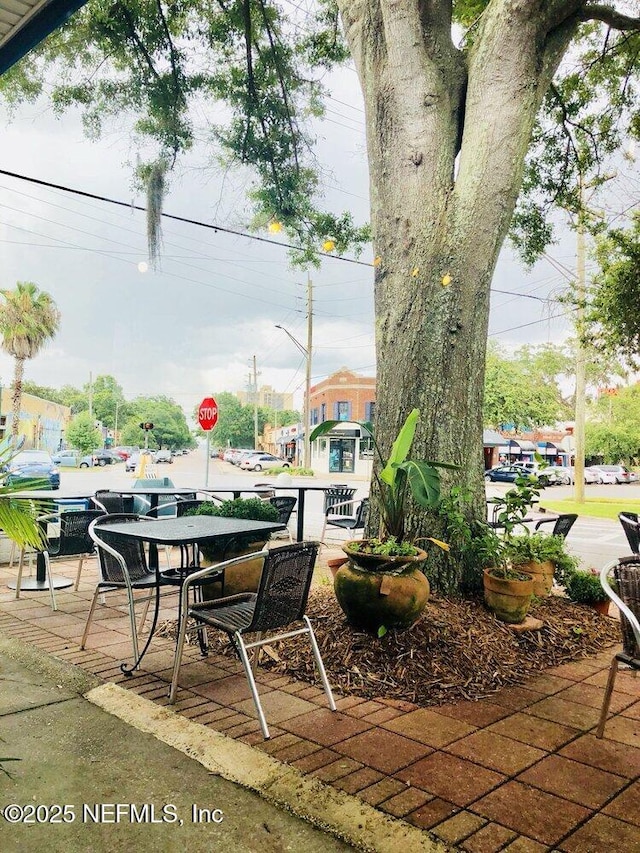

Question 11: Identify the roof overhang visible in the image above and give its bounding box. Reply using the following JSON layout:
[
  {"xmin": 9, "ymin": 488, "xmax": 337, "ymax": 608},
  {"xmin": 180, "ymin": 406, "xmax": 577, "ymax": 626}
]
[{"xmin": 0, "ymin": 1, "xmax": 88, "ymax": 75}]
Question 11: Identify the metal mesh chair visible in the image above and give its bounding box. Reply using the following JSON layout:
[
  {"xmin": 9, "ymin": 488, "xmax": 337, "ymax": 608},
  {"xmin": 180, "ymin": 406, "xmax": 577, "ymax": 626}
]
[
  {"xmin": 14, "ymin": 509, "xmax": 106, "ymax": 609},
  {"xmin": 619, "ymin": 512, "xmax": 640, "ymax": 555},
  {"xmin": 321, "ymin": 497, "xmax": 369, "ymax": 544},
  {"xmin": 597, "ymin": 556, "xmax": 640, "ymax": 737},
  {"xmin": 93, "ymin": 490, "xmax": 138, "ymax": 514},
  {"xmin": 82, "ymin": 514, "xmax": 174, "ymax": 664},
  {"xmin": 534, "ymin": 513, "xmax": 578, "ymax": 539},
  {"xmin": 323, "ymin": 486, "xmax": 356, "ymax": 516},
  {"xmin": 169, "ymin": 542, "xmax": 336, "ymax": 738},
  {"xmin": 267, "ymin": 495, "xmax": 297, "ymax": 544}
]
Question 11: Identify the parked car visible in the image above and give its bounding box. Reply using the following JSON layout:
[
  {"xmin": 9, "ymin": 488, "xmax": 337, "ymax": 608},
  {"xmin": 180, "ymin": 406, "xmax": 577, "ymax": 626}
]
[
  {"xmin": 154, "ymin": 448, "xmax": 172, "ymax": 463},
  {"xmin": 6, "ymin": 450, "xmax": 60, "ymax": 489},
  {"xmin": 484, "ymin": 464, "xmax": 555, "ymax": 485},
  {"xmin": 591, "ymin": 464, "xmax": 632, "ymax": 484},
  {"xmin": 52, "ymin": 449, "xmax": 82, "ymax": 467},
  {"xmin": 114, "ymin": 445, "xmax": 140, "ymax": 460},
  {"xmin": 547, "ymin": 465, "xmax": 572, "ymax": 485},
  {"xmin": 239, "ymin": 452, "xmax": 290, "ymax": 472},
  {"xmin": 125, "ymin": 449, "xmax": 153, "ymax": 472},
  {"xmin": 79, "ymin": 449, "xmax": 114, "ymax": 468}
]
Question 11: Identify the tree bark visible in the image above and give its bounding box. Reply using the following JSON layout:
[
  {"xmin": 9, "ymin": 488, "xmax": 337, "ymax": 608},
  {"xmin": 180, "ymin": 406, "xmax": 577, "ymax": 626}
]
[
  {"xmin": 337, "ymin": 1, "xmax": 579, "ymax": 537},
  {"xmin": 11, "ymin": 358, "xmax": 24, "ymax": 440}
]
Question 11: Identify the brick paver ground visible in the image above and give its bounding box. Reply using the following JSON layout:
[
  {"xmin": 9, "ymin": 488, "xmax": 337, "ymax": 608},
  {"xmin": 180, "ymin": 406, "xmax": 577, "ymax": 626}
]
[{"xmin": 1, "ymin": 550, "xmax": 639, "ymax": 852}]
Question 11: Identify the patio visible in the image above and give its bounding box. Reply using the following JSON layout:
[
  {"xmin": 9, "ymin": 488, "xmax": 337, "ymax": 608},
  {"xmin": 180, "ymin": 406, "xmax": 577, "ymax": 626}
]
[{"xmin": 1, "ymin": 551, "xmax": 639, "ymax": 852}]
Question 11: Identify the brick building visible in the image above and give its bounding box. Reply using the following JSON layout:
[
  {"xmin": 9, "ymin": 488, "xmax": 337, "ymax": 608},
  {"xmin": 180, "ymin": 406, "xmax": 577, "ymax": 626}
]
[
  {"xmin": 308, "ymin": 368, "xmax": 376, "ymax": 426},
  {"xmin": 308, "ymin": 368, "xmax": 376, "ymax": 475}
]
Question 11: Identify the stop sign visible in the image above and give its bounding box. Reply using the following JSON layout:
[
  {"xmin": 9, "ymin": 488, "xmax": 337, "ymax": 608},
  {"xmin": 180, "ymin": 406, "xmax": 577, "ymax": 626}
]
[{"xmin": 198, "ymin": 396, "xmax": 218, "ymax": 431}]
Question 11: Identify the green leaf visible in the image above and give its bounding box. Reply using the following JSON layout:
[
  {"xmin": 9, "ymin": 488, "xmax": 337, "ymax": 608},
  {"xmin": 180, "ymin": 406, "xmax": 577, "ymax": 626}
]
[
  {"xmin": 380, "ymin": 409, "xmax": 419, "ymax": 487},
  {"xmin": 403, "ymin": 460, "xmax": 442, "ymax": 509},
  {"xmin": 377, "ymin": 625, "xmax": 387, "ymax": 638},
  {"xmin": 309, "ymin": 420, "xmax": 342, "ymax": 442}
]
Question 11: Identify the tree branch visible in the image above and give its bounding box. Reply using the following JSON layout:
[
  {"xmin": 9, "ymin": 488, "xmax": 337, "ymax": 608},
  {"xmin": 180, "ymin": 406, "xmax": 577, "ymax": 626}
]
[{"xmin": 580, "ymin": 4, "xmax": 640, "ymax": 30}]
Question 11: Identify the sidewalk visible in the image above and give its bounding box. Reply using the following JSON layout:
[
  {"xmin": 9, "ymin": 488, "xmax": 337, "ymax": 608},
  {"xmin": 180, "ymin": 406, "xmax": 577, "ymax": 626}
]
[
  {"xmin": 0, "ymin": 549, "xmax": 639, "ymax": 852},
  {"xmin": 0, "ymin": 638, "xmax": 360, "ymax": 852}
]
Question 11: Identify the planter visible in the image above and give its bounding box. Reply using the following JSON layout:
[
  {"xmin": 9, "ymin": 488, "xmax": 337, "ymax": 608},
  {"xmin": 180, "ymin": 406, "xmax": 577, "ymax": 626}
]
[
  {"xmin": 591, "ymin": 599, "xmax": 610, "ymax": 616},
  {"xmin": 483, "ymin": 568, "xmax": 534, "ymax": 624},
  {"xmin": 517, "ymin": 560, "xmax": 555, "ymax": 597},
  {"xmin": 201, "ymin": 540, "xmax": 267, "ymax": 600},
  {"xmin": 334, "ymin": 560, "xmax": 430, "ymax": 633},
  {"xmin": 327, "ymin": 556, "xmax": 349, "ymax": 580},
  {"xmin": 341, "ymin": 539, "xmax": 428, "ymax": 572}
]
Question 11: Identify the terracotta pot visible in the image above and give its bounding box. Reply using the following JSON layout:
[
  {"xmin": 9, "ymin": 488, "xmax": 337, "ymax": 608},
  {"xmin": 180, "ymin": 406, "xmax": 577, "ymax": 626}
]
[
  {"xmin": 327, "ymin": 556, "xmax": 349, "ymax": 579},
  {"xmin": 483, "ymin": 568, "xmax": 534, "ymax": 624},
  {"xmin": 591, "ymin": 599, "xmax": 610, "ymax": 616},
  {"xmin": 518, "ymin": 560, "xmax": 555, "ymax": 597},
  {"xmin": 334, "ymin": 560, "xmax": 430, "ymax": 633}
]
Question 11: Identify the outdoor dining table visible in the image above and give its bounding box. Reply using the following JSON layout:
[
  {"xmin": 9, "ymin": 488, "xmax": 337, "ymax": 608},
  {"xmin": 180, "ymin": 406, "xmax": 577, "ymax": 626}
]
[
  {"xmin": 102, "ymin": 514, "xmax": 286, "ymax": 674},
  {"xmin": 6, "ymin": 490, "xmax": 94, "ymax": 592},
  {"xmin": 201, "ymin": 483, "xmax": 336, "ymax": 542}
]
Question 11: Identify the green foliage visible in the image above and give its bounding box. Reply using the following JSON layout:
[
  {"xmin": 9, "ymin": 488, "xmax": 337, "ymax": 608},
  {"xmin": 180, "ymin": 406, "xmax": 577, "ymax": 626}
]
[
  {"xmin": 186, "ymin": 497, "xmax": 278, "ymax": 560},
  {"xmin": 564, "ymin": 569, "xmax": 608, "ymax": 605},
  {"xmin": 585, "ymin": 383, "xmax": 640, "ymax": 462},
  {"xmin": 506, "ymin": 533, "xmax": 580, "ymax": 587},
  {"xmin": 311, "ymin": 409, "xmax": 457, "ymax": 544},
  {"xmin": 587, "ymin": 214, "xmax": 640, "ymax": 365},
  {"xmin": 483, "ymin": 341, "xmax": 570, "ymax": 430},
  {"xmin": 510, "ymin": 25, "xmax": 640, "ymax": 263},
  {"xmin": 346, "ymin": 537, "xmax": 419, "ymax": 558},
  {"xmin": 0, "ymin": 437, "xmax": 47, "ymax": 551},
  {"xmin": 124, "ymin": 395, "xmax": 192, "ymax": 450},
  {"xmin": 65, "ymin": 411, "xmax": 102, "ymax": 454}
]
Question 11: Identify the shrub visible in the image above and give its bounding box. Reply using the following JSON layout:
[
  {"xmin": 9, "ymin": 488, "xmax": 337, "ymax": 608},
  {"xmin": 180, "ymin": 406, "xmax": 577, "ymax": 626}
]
[{"xmin": 186, "ymin": 498, "xmax": 278, "ymax": 560}]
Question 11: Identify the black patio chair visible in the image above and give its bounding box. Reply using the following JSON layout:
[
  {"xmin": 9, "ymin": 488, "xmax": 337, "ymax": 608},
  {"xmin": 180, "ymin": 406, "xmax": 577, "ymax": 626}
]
[
  {"xmin": 14, "ymin": 509, "xmax": 106, "ymax": 610},
  {"xmin": 534, "ymin": 513, "xmax": 578, "ymax": 539},
  {"xmin": 93, "ymin": 490, "xmax": 141, "ymax": 514},
  {"xmin": 320, "ymin": 497, "xmax": 369, "ymax": 544},
  {"xmin": 619, "ymin": 512, "xmax": 640, "ymax": 555},
  {"xmin": 82, "ymin": 514, "xmax": 174, "ymax": 664},
  {"xmin": 323, "ymin": 486, "xmax": 356, "ymax": 516},
  {"xmin": 268, "ymin": 495, "xmax": 297, "ymax": 544},
  {"xmin": 168, "ymin": 541, "xmax": 335, "ymax": 738},
  {"xmin": 596, "ymin": 556, "xmax": 640, "ymax": 737}
]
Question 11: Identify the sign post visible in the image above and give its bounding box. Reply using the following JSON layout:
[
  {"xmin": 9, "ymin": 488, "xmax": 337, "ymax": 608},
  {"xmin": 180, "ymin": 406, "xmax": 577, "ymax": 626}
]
[{"xmin": 198, "ymin": 397, "xmax": 218, "ymax": 487}]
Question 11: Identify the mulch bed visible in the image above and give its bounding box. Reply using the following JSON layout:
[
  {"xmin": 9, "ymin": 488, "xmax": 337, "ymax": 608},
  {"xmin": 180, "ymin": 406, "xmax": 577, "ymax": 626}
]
[{"xmin": 159, "ymin": 589, "xmax": 621, "ymax": 707}]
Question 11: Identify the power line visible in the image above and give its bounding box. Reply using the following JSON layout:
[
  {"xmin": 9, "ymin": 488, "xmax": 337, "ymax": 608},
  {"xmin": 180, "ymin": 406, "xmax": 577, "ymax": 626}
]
[{"xmin": 0, "ymin": 167, "xmax": 371, "ymax": 267}]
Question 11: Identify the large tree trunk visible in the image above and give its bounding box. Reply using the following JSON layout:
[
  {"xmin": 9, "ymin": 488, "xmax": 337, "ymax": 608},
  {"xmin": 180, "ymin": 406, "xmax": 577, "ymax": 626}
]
[
  {"xmin": 11, "ymin": 357, "xmax": 24, "ymax": 440},
  {"xmin": 338, "ymin": 1, "xmax": 578, "ymax": 540}
]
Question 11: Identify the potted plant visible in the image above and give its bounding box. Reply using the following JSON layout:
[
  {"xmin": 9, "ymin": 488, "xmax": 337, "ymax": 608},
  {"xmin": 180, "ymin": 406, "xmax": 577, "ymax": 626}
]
[
  {"xmin": 506, "ymin": 533, "xmax": 580, "ymax": 597},
  {"xmin": 310, "ymin": 409, "xmax": 455, "ymax": 633},
  {"xmin": 564, "ymin": 568, "xmax": 611, "ymax": 615},
  {"xmin": 185, "ymin": 498, "xmax": 279, "ymax": 598}
]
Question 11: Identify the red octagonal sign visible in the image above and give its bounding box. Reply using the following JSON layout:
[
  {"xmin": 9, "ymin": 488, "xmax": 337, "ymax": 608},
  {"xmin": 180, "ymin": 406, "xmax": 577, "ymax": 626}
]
[{"xmin": 198, "ymin": 396, "xmax": 218, "ymax": 431}]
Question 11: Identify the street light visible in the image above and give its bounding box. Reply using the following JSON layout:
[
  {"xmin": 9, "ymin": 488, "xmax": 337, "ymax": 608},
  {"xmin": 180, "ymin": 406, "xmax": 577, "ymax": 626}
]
[{"xmin": 275, "ymin": 324, "xmax": 311, "ymax": 468}]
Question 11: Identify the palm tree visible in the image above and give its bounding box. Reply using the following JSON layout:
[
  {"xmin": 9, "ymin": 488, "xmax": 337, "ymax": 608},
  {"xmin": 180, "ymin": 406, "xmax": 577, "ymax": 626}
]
[{"xmin": 0, "ymin": 282, "xmax": 60, "ymax": 439}]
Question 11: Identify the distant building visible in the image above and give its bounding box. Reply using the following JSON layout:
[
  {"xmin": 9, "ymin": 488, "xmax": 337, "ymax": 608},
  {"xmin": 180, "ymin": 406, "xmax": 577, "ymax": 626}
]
[
  {"xmin": 307, "ymin": 368, "xmax": 376, "ymax": 475},
  {"xmin": 236, "ymin": 384, "xmax": 293, "ymax": 412},
  {"xmin": 307, "ymin": 367, "xmax": 376, "ymax": 427},
  {"xmin": 0, "ymin": 389, "xmax": 72, "ymax": 452}
]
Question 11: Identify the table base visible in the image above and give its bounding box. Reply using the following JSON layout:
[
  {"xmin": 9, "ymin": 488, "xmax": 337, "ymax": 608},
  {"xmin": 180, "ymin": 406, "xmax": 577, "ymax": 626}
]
[{"xmin": 8, "ymin": 576, "xmax": 74, "ymax": 591}]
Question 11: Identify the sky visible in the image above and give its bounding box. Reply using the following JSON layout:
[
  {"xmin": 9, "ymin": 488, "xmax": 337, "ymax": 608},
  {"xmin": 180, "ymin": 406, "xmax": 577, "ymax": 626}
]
[{"xmin": 0, "ymin": 59, "xmax": 628, "ymax": 417}]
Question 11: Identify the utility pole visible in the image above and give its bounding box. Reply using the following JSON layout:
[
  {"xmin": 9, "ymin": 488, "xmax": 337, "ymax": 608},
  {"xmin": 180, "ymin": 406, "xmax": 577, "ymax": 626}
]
[
  {"xmin": 574, "ymin": 186, "xmax": 586, "ymax": 504},
  {"xmin": 88, "ymin": 371, "xmax": 93, "ymax": 419},
  {"xmin": 304, "ymin": 274, "xmax": 313, "ymax": 469},
  {"xmin": 253, "ymin": 354, "xmax": 259, "ymax": 449}
]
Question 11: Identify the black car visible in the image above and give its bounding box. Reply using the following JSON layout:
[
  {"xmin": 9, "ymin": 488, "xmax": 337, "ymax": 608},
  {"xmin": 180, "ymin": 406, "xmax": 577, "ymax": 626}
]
[
  {"xmin": 484, "ymin": 464, "xmax": 554, "ymax": 486},
  {"xmin": 6, "ymin": 450, "xmax": 60, "ymax": 489}
]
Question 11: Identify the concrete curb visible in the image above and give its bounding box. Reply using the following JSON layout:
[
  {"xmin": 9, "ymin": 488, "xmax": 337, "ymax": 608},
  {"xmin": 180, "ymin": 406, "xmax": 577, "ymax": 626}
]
[
  {"xmin": 87, "ymin": 682, "xmax": 452, "ymax": 853},
  {"xmin": 0, "ymin": 635, "xmax": 101, "ymax": 695}
]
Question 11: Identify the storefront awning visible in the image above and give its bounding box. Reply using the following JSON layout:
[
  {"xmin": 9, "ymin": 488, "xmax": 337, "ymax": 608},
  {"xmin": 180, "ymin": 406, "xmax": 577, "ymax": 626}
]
[
  {"xmin": 507, "ymin": 438, "xmax": 536, "ymax": 451},
  {"xmin": 483, "ymin": 429, "xmax": 504, "ymax": 447}
]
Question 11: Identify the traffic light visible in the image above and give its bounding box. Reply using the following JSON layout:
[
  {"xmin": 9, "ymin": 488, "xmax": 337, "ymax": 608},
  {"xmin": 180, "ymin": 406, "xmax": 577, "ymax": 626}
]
[{"xmin": 139, "ymin": 422, "xmax": 154, "ymax": 431}]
